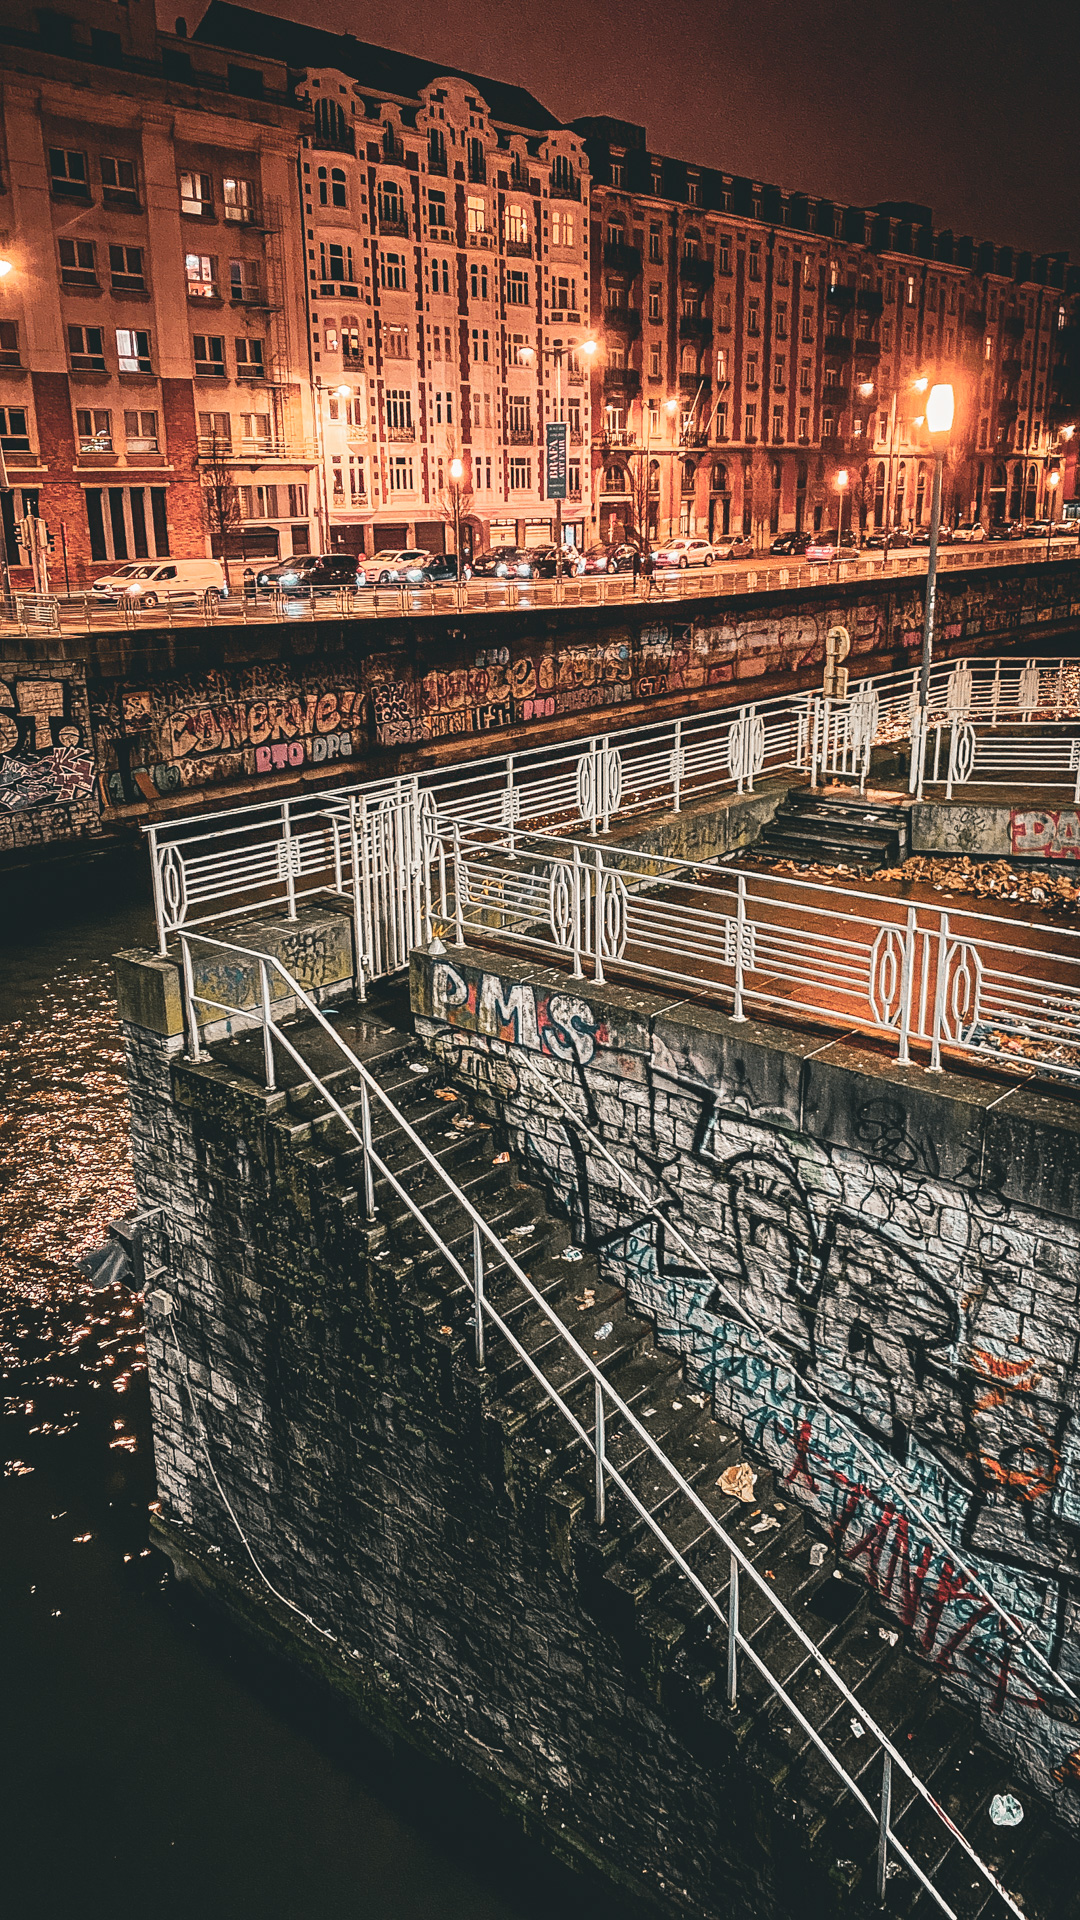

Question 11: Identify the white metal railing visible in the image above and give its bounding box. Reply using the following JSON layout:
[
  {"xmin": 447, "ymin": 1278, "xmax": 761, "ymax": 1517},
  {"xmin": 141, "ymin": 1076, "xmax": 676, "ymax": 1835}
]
[
  {"xmin": 3, "ymin": 539, "xmax": 1074, "ymax": 636},
  {"xmin": 145, "ymin": 652, "xmax": 1080, "ymax": 960},
  {"xmin": 932, "ymin": 719, "xmax": 1080, "ymax": 801},
  {"xmin": 444, "ymin": 821, "xmax": 1080, "ymax": 1084},
  {"xmin": 174, "ymin": 928, "xmax": 1027, "ymax": 1919}
]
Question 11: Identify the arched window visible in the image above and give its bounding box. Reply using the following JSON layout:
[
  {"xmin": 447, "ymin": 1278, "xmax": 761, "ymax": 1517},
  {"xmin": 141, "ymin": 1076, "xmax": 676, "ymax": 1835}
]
[
  {"xmin": 606, "ymin": 215, "xmax": 625, "ymax": 246},
  {"xmin": 680, "ymin": 344, "xmax": 698, "ymax": 373},
  {"xmin": 993, "ymin": 464, "xmax": 1006, "ymax": 488},
  {"xmin": 894, "ymin": 460, "xmax": 907, "ymax": 524},
  {"xmin": 378, "ymin": 178, "xmax": 404, "ymax": 226},
  {"xmin": 770, "ymin": 459, "xmax": 782, "ymax": 489},
  {"xmin": 603, "ymin": 464, "xmax": 626, "ymax": 492},
  {"xmin": 711, "ymin": 461, "xmax": 729, "ymax": 492},
  {"xmin": 330, "ymin": 168, "xmax": 347, "ymax": 208},
  {"xmin": 797, "ymin": 462, "xmax": 809, "ymax": 491},
  {"xmin": 682, "ymin": 458, "xmax": 696, "ymax": 493},
  {"xmin": 428, "ymin": 128, "xmax": 446, "ymax": 172},
  {"xmin": 915, "ymin": 461, "xmax": 928, "ymax": 522},
  {"xmin": 648, "ymin": 459, "xmax": 660, "ymax": 494},
  {"xmin": 682, "ymin": 228, "xmax": 701, "ymax": 259},
  {"xmin": 314, "ymin": 98, "xmax": 348, "ymax": 148}
]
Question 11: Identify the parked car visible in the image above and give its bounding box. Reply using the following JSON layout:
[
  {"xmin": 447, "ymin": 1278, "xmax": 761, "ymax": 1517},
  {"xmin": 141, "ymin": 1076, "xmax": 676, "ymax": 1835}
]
[
  {"xmin": 579, "ymin": 541, "xmax": 641, "ymax": 575},
  {"xmin": 770, "ymin": 532, "xmax": 809, "ymax": 557},
  {"xmin": 359, "ymin": 549, "xmax": 431, "ymax": 584},
  {"xmin": 265, "ymin": 553, "xmax": 359, "ymax": 596},
  {"xmin": 906, "ymin": 526, "xmax": 953, "ymax": 548},
  {"xmin": 951, "ymin": 521, "xmax": 986, "ymax": 543},
  {"xmin": 399, "ymin": 553, "xmax": 462, "ymax": 584},
  {"xmin": 803, "ymin": 529, "xmax": 859, "ymax": 562},
  {"xmin": 251, "ymin": 557, "xmax": 308, "ymax": 592},
  {"xmin": 712, "ymin": 534, "xmax": 755, "ymax": 560},
  {"xmin": 652, "ymin": 536, "xmax": 717, "ymax": 569},
  {"xmin": 469, "ymin": 546, "xmax": 536, "ymax": 580},
  {"xmin": 90, "ymin": 558, "xmax": 228, "ymax": 606},
  {"xmin": 987, "ymin": 522, "xmax": 1022, "ymax": 542},
  {"xmin": 861, "ymin": 530, "xmax": 898, "ymax": 550}
]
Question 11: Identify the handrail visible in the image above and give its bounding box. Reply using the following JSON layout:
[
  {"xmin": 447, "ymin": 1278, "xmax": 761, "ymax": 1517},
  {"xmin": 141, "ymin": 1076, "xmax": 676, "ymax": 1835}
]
[
  {"xmin": 174, "ymin": 926, "xmax": 1025, "ymax": 1918},
  {"xmin": 514, "ymin": 1052, "xmax": 1080, "ymax": 1728}
]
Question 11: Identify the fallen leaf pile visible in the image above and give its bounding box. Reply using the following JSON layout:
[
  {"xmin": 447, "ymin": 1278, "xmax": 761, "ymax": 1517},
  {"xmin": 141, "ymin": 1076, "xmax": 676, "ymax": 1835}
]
[{"xmin": 874, "ymin": 855, "xmax": 1080, "ymax": 913}]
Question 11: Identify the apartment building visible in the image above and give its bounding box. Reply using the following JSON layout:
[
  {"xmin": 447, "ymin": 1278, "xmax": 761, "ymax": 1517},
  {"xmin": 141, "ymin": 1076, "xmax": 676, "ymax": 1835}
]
[
  {"xmin": 196, "ymin": 4, "xmax": 593, "ymax": 558},
  {"xmin": 0, "ymin": 0, "xmax": 316, "ymax": 583},
  {"xmin": 575, "ymin": 118, "xmax": 1079, "ymax": 544}
]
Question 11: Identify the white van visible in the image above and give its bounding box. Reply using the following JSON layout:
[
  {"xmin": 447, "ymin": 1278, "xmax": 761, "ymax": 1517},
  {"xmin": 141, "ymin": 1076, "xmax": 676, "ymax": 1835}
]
[{"xmin": 90, "ymin": 559, "xmax": 228, "ymax": 606}]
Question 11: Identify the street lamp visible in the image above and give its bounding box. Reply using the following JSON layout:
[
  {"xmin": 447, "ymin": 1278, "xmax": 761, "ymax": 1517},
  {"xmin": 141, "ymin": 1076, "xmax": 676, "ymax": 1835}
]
[
  {"xmin": 448, "ymin": 455, "xmax": 465, "ymax": 578},
  {"xmin": 312, "ymin": 380, "xmax": 356, "ymax": 552},
  {"xmin": 834, "ymin": 467, "xmax": 849, "ymax": 578},
  {"xmin": 1047, "ymin": 469, "xmax": 1060, "ymax": 560},
  {"xmin": 914, "ymin": 382, "xmax": 954, "ymax": 797},
  {"xmin": 519, "ymin": 336, "xmax": 596, "ymax": 576}
]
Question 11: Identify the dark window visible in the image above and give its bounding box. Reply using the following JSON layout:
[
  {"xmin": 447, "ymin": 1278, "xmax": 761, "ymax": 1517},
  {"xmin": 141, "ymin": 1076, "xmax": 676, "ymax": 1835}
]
[
  {"xmin": 86, "ymin": 489, "xmax": 108, "ymax": 561},
  {"xmin": 151, "ymin": 489, "xmax": 170, "ymax": 555},
  {"xmin": 227, "ymin": 64, "xmax": 264, "ymax": 98},
  {"xmin": 59, "ymin": 238, "xmax": 97, "ymax": 285},
  {"xmin": 0, "ymin": 320, "xmax": 21, "ymax": 366},
  {"xmin": 0, "ymin": 407, "xmax": 30, "ymax": 451},
  {"xmin": 49, "ymin": 147, "xmax": 89, "ymax": 197}
]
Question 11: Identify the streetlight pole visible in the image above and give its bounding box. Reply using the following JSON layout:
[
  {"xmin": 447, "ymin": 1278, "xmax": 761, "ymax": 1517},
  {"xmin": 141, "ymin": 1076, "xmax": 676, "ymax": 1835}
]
[
  {"xmin": 1047, "ymin": 469, "xmax": 1060, "ymax": 561},
  {"xmin": 312, "ymin": 380, "xmax": 353, "ymax": 553},
  {"xmin": 521, "ymin": 335, "xmax": 595, "ymax": 582},
  {"xmin": 915, "ymin": 382, "xmax": 954, "ymax": 800},
  {"xmin": 834, "ymin": 467, "xmax": 848, "ymax": 580}
]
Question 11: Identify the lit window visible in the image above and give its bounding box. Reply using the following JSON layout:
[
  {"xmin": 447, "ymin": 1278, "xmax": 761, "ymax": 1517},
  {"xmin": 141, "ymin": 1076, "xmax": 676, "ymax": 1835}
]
[{"xmin": 117, "ymin": 327, "xmax": 152, "ymax": 374}]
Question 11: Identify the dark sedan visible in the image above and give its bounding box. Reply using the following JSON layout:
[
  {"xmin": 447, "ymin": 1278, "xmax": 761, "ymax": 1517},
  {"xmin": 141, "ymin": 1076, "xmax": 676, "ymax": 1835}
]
[
  {"xmin": 400, "ymin": 553, "xmax": 463, "ymax": 584},
  {"xmin": 770, "ymin": 532, "xmax": 809, "ymax": 557},
  {"xmin": 579, "ymin": 541, "xmax": 641, "ymax": 575},
  {"xmin": 260, "ymin": 553, "xmax": 358, "ymax": 595}
]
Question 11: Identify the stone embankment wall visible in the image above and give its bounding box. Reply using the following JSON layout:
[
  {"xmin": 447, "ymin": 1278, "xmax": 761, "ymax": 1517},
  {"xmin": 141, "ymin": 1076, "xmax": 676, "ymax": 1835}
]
[
  {"xmin": 4, "ymin": 553, "xmax": 1079, "ymax": 854},
  {"xmin": 115, "ymin": 934, "xmax": 853, "ymax": 1920},
  {"xmin": 412, "ymin": 943, "xmax": 1080, "ymax": 1830}
]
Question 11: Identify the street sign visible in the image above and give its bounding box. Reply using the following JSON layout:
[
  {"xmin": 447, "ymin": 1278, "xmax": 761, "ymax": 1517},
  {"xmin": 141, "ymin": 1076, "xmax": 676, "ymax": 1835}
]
[{"xmin": 545, "ymin": 421, "xmax": 567, "ymax": 500}]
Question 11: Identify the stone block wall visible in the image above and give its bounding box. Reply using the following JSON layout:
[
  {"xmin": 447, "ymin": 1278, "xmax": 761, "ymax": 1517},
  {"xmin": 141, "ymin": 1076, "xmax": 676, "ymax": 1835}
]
[
  {"xmin": 411, "ymin": 944, "xmax": 1080, "ymax": 1828},
  {"xmin": 116, "ymin": 945, "xmax": 844, "ymax": 1920}
]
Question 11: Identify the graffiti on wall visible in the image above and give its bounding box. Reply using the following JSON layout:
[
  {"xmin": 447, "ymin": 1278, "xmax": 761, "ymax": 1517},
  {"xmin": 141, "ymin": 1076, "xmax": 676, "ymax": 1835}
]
[
  {"xmin": 420, "ymin": 953, "xmax": 1080, "ymax": 1803},
  {"xmin": 92, "ymin": 669, "xmax": 366, "ymax": 805},
  {"xmin": 0, "ymin": 671, "xmax": 97, "ymax": 817},
  {"xmin": 1012, "ymin": 809, "xmax": 1080, "ymax": 859}
]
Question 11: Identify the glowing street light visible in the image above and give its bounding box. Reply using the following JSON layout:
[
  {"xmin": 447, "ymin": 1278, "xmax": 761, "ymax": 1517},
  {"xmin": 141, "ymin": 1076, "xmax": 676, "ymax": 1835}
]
[
  {"xmin": 1047, "ymin": 469, "xmax": 1060, "ymax": 560},
  {"xmin": 834, "ymin": 467, "xmax": 849, "ymax": 576},
  {"xmin": 0, "ymin": 260, "xmax": 12, "ymax": 280},
  {"xmin": 915, "ymin": 382, "xmax": 955, "ymax": 797}
]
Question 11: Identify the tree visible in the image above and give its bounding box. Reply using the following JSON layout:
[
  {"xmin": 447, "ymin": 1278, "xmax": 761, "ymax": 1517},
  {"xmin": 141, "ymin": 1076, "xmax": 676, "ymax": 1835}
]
[
  {"xmin": 434, "ymin": 438, "xmax": 475, "ymax": 563},
  {"xmin": 621, "ymin": 447, "xmax": 658, "ymax": 552},
  {"xmin": 849, "ymin": 458, "xmax": 873, "ymax": 534},
  {"xmin": 201, "ymin": 436, "xmax": 240, "ymax": 592},
  {"xmin": 748, "ymin": 444, "xmax": 773, "ymax": 549}
]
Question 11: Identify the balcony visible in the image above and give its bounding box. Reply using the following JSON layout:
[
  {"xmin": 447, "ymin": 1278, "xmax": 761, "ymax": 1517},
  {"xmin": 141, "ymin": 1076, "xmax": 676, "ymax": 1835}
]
[
  {"xmin": 605, "ymin": 305, "xmax": 641, "ymax": 335},
  {"xmin": 508, "ymin": 427, "xmax": 534, "ymax": 444},
  {"xmin": 604, "ymin": 367, "xmax": 640, "ymax": 394},
  {"xmin": 680, "ymin": 430, "xmax": 710, "ymax": 448},
  {"xmin": 678, "ymin": 256, "xmax": 713, "ymax": 287},
  {"xmin": 852, "ymin": 338, "xmax": 881, "ymax": 362},
  {"xmin": 378, "ymin": 213, "xmax": 409, "ymax": 237},
  {"xmin": 825, "ymin": 283, "xmax": 856, "ymax": 307},
  {"xmin": 597, "ymin": 430, "xmax": 637, "ymax": 450},
  {"xmin": 1004, "ymin": 314, "xmax": 1025, "ymax": 338},
  {"xmin": 603, "ymin": 240, "xmax": 641, "ymax": 277},
  {"xmin": 467, "ymin": 231, "xmax": 494, "ymax": 250},
  {"xmin": 505, "ymin": 238, "xmax": 532, "ymax": 258},
  {"xmin": 386, "ymin": 424, "xmax": 415, "ymax": 441},
  {"xmin": 824, "ymin": 333, "xmax": 852, "ymax": 359},
  {"xmin": 679, "ymin": 313, "xmax": 712, "ymax": 340},
  {"xmin": 313, "ymin": 129, "xmax": 355, "ymax": 155},
  {"xmin": 964, "ymin": 309, "xmax": 987, "ymax": 332},
  {"xmin": 427, "ymin": 151, "xmax": 448, "ymax": 176},
  {"xmin": 1001, "ymin": 356, "xmax": 1022, "ymax": 378},
  {"xmin": 857, "ymin": 288, "xmax": 884, "ymax": 314},
  {"xmin": 821, "ymin": 383, "xmax": 849, "ymax": 406},
  {"xmin": 382, "ymin": 137, "xmax": 406, "ymax": 166},
  {"xmin": 549, "ymin": 173, "xmax": 581, "ymax": 202},
  {"xmin": 569, "ymin": 429, "xmax": 583, "ymax": 446},
  {"xmin": 679, "ymin": 372, "xmax": 710, "ymax": 393}
]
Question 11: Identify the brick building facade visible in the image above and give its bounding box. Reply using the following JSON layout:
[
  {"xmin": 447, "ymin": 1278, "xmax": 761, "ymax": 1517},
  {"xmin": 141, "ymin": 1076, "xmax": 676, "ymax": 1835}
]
[
  {"xmin": 575, "ymin": 118, "xmax": 1080, "ymax": 547},
  {"xmin": 2, "ymin": 2, "xmax": 1077, "ymax": 578}
]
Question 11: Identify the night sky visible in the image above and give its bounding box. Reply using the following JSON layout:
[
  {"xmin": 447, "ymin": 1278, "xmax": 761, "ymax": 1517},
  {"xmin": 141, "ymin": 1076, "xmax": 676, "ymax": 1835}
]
[{"xmin": 180, "ymin": 0, "xmax": 1080, "ymax": 263}]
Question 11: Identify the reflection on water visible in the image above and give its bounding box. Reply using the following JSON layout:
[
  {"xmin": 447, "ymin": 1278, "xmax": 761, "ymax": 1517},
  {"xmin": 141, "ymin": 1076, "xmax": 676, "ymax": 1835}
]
[{"xmin": 0, "ymin": 853, "xmax": 606, "ymax": 1920}]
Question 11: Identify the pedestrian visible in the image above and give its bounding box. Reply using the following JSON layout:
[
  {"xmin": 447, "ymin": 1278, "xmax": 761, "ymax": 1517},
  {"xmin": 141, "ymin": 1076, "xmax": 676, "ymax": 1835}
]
[
  {"xmin": 631, "ymin": 546, "xmax": 640, "ymax": 594},
  {"xmin": 641, "ymin": 549, "xmax": 656, "ymax": 597}
]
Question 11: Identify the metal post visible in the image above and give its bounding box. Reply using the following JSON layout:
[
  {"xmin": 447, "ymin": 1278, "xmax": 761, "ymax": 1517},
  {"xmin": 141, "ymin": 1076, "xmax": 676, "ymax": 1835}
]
[
  {"xmin": 258, "ymin": 958, "xmax": 276, "ymax": 1090},
  {"xmin": 147, "ymin": 825, "xmax": 168, "ymax": 956},
  {"xmin": 571, "ymin": 844, "xmax": 584, "ymax": 980},
  {"xmin": 592, "ymin": 848, "xmax": 606, "ymax": 985},
  {"xmin": 915, "ymin": 449, "xmax": 945, "ymax": 800},
  {"xmin": 179, "ymin": 935, "xmax": 206, "ymax": 1062},
  {"xmin": 672, "ymin": 717, "xmax": 683, "ymax": 813},
  {"xmin": 360, "ymin": 1080, "xmax": 376, "ymax": 1220},
  {"xmin": 452, "ymin": 822, "xmax": 465, "ymax": 947},
  {"xmin": 472, "ymin": 1221, "xmax": 486, "ymax": 1369},
  {"xmin": 594, "ymin": 1378, "xmax": 606, "ymax": 1525},
  {"xmin": 505, "ymin": 754, "xmax": 516, "ymax": 856},
  {"xmin": 726, "ymin": 1551, "xmax": 740, "ymax": 1707},
  {"xmin": 349, "ymin": 796, "xmax": 367, "ymax": 1003},
  {"xmin": 281, "ymin": 800, "xmax": 297, "ymax": 920},
  {"xmin": 896, "ymin": 904, "xmax": 917, "ymax": 1067},
  {"xmin": 876, "ymin": 1752, "xmax": 893, "ymax": 1901},
  {"xmin": 732, "ymin": 874, "xmax": 748, "ymax": 1023},
  {"xmin": 928, "ymin": 910, "xmax": 950, "ymax": 1073}
]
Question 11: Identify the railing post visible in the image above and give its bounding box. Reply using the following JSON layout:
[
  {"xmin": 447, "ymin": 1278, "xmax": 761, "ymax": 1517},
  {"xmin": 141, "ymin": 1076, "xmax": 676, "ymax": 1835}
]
[
  {"xmin": 929, "ymin": 910, "xmax": 949, "ymax": 1073},
  {"xmin": 571, "ymin": 844, "xmax": 585, "ymax": 980},
  {"xmin": 179, "ymin": 935, "xmax": 206, "ymax": 1063},
  {"xmin": 945, "ymin": 721, "xmax": 957, "ymax": 799},
  {"xmin": 147, "ymin": 825, "xmax": 168, "ymax": 956},
  {"xmin": 672, "ymin": 717, "xmax": 683, "ymax": 813},
  {"xmin": 360, "ymin": 1080, "xmax": 376, "ymax": 1220},
  {"xmin": 726, "ymin": 1552, "xmax": 739, "ymax": 1707},
  {"xmin": 258, "ymin": 957, "xmax": 276, "ymax": 1090},
  {"xmin": 896, "ymin": 904, "xmax": 917, "ymax": 1067},
  {"xmin": 876, "ymin": 1752, "xmax": 893, "ymax": 1902},
  {"xmin": 472, "ymin": 1221, "xmax": 486, "ymax": 1369},
  {"xmin": 594, "ymin": 1378, "xmax": 606, "ymax": 1526},
  {"xmin": 732, "ymin": 874, "xmax": 748, "ymax": 1023},
  {"xmin": 349, "ymin": 795, "xmax": 367, "ymax": 1003},
  {"xmin": 592, "ymin": 848, "xmax": 606, "ymax": 985},
  {"xmin": 452, "ymin": 822, "xmax": 465, "ymax": 947},
  {"xmin": 282, "ymin": 800, "xmax": 297, "ymax": 920},
  {"xmin": 505, "ymin": 753, "xmax": 517, "ymax": 856}
]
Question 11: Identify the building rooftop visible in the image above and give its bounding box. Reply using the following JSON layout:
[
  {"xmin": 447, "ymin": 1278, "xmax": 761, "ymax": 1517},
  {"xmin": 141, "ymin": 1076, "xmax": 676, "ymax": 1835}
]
[{"xmin": 194, "ymin": 1, "xmax": 565, "ymax": 131}]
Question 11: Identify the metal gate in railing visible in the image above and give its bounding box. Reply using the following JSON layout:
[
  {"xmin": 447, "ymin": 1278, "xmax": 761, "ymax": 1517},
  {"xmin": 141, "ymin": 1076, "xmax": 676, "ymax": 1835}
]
[
  {"xmin": 808, "ymin": 685, "xmax": 880, "ymax": 790},
  {"xmin": 356, "ymin": 784, "xmax": 440, "ymax": 982}
]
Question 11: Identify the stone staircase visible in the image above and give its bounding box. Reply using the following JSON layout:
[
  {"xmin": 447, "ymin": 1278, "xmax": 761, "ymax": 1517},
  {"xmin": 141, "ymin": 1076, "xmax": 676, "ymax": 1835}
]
[
  {"xmin": 207, "ymin": 983, "xmax": 1072, "ymax": 1920},
  {"xmin": 753, "ymin": 791, "xmax": 910, "ymax": 870}
]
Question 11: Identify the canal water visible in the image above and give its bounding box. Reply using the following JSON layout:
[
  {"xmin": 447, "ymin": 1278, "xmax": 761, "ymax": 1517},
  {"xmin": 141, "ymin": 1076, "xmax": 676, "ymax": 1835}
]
[{"xmin": 0, "ymin": 848, "xmax": 614, "ymax": 1920}]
